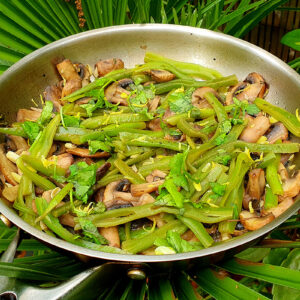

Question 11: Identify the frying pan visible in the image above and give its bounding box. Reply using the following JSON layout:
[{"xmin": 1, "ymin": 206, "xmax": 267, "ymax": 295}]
[{"xmin": 0, "ymin": 24, "xmax": 299, "ymax": 275}]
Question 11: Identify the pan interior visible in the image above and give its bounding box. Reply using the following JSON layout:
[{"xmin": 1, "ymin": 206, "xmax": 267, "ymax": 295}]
[{"xmin": 0, "ymin": 24, "xmax": 299, "ymax": 263}]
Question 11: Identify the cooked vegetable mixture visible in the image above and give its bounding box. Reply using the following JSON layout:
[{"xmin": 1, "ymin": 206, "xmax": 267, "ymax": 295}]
[{"xmin": 1, "ymin": 53, "xmax": 299, "ymax": 255}]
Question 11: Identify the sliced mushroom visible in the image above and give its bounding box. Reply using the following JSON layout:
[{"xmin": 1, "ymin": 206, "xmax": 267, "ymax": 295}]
[
  {"xmin": 104, "ymin": 79, "xmax": 132, "ymax": 106},
  {"xmin": 32, "ymin": 187, "xmax": 61, "ymax": 213},
  {"xmin": 56, "ymin": 59, "xmax": 82, "ymax": 97},
  {"xmin": 192, "ymin": 87, "xmax": 217, "ymax": 109},
  {"xmin": 148, "ymin": 96, "xmax": 160, "ymax": 112},
  {"xmin": 264, "ymin": 197, "xmax": 294, "ymax": 218},
  {"xmin": 103, "ymin": 180, "xmax": 134, "ymax": 208},
  {"xmin": 98, "ymin": 227, "xmax": 120, "ymax": 248},
  {"xmin": 246, "ymin": 168, "xmax": 265, "ymax": 200},
  {"xmin": 17, "ymin": 109, "xmax": 41, "ymax": 123},
  {"xmin": 59, "ymin": 213, "xmax": 75, "ymax": 227},
  {"xmin": 96, "ymin": 162, "xmax": 111, "ymax": 181},
  {"xmin": 239, "ymin": 210, "xmax": 275, "ymax": 231},
  {"xmin": 66, "ymin": 148, "xmax": 110, "ymax": 158},
  {"xmin": 43, "ymin": 85, "xmax": 62, "ymax": 111},
  {"xmin": 278, "ymin": 163, "xmax": 288, "ymax": 182},
  {"xmin": 2, "ymin": 184, "xmax": 19, "ymax": 202},
  {"xmin": 267, "ymin": 122, "xmax": 289, "ymax": 144},
  {"xmin": 0, "ymin": 144, "xmax": 17, "ymax": 185},
  {"xmin": 226, "ymin": 72, "xmax": 267, "ymax": 105},
  {"xmin": 8, "ymin": 135, "xmax": 29, "ymax": 151},
  {"xmin": 148, "ymin": 118, "xmax": 162, "ymax": 131},
  {"xmin": 146, "ymin": 169, "xmax": 167, "ymax": 183},
  {"xmin": 239, "ymin": 115, "xmax": 271, "ymax": 143},
  {"xmin": 131, "ymin": 180, "xmax": 164, "ymax": 197},
  {"xmin": 148, "ymin": 69, "xmax": 175, "ymax": 83},
  {"xmin": 282, "ymin": 172, "xmax": 300, "ymax": 198},
  {"xmin": 77, "ymin": 64, "xmax": 91, "ymax": 87},
  {"xmin": 95, "ymin": 58, "xmax": 124, "ymax": 77},
  {"xmin": 48, "ymin": 153, "xmax": 74, "ymax": 171}
]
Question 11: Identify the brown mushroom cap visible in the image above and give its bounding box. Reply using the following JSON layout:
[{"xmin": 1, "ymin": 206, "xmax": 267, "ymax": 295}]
[
  {"xmin": 148, "ymin": 69, "xmax": 175, "ymax": 83},
  {"xmin": 267, "ymin": 122, "xmax": 289, "ymax": 144},
  {"xmin": 239, "ymin": 210, "xmax": 275, "ymax": 231},
  {"xmin": 96, "ymin": 58, "xmax": 124, "ymax": 77}
]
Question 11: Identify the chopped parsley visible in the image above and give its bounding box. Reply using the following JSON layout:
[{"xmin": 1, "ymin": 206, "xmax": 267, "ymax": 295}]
[
  {"xmin": 128, "ymin": 84, "xmax": 155, "ymax": 118},
  {"xmin": 231, "ymin": 98, "xmax": 261, "ymax": 118},
  {"xmin": 62, "ymin": 114, "xmax": 81, "ymax": 127},
  {"xmin": 168, "ymin": 88, "xmax": 194, "ymax": 113},
  {"xmin": 214, "ymin": 154, "xmax": 232, "ymax": 165},
  {"xmin": 78, "ymin": 218, "xmax": 108, "ymax": 245},
  {"xmin": 81, "ymin": 88, "xmax": 118, "ymax": 117},
  {"xmin": 21, "ymin": 121, "xmax": 40, "ymax": 143},
  {"xmin": 88, "ymin": 139, "xmax": 112, "ymax": 154},
  {"xmin": 210, "ymin": 182, "xmax": 226, "ymax": 197},
  {"xmin": 67, "ymin": 162, "xmax": 97, "ymax": 203}
]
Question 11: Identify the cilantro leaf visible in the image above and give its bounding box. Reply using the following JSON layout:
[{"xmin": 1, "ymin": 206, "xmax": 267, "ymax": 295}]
[
  {"xmin": 245, "ymin": 103, "xmax": 260, "ymax": 116},
  {"xmin": 81, "ymin": 88, "xmax": 118, "ymax": 117},
  {"xmin": 78, "ymin": 218, "xmax": 108, "ymax": 245},
  {"xmin": 67, "ymin": 162, "xmax": 96, "ymax": 203},
  {"xmin": 38, "ymin": 101, "xmax": 53, "ymax": 125},
  {"xmin": 169, "ymin": 152, "xmax": 189, "ymax": 191},
  {"xmin": 62, "ymin": 115, "xmax": 80, "ymax": 127},
  {"xmin": 168, "ymin": 88, "xmax": 194, "ymax": 113},
  {"xmin": 214, "ymin": 154, "xmax": 232, "ymax": 165},
  {"xmin": 128, "ymin": 84, "xmax": 155, "ymax": 118},
  {"xmin": 21, "ymin": 121, "xmax": 40, "ymax": 143},
  {"xmin": 210, "ymin": 182, "xmax": 226, "ymax": 196},
  {"xmin": 166, "ymin": 231, "xmax": 196, "ymax": 253},
  {"xmin": 88, "ymin": 140, "xmax": 111, "ymax": 154}
]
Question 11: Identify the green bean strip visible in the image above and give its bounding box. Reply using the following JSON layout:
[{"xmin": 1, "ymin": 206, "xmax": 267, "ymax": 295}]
[
  {"xmin": 153, "ymin": 75, "xmax": 238, "ymax": 94},
  {"xmin": 204, "ymin": 92, "xmax": 228, "ymax": 123},
  {"xmin": 30, "ymin": 114, "xmax": 61, "ymax": 158},
  {"xmin": 220, "ymin": 153, "xmax": 253, "ymax": 207},
  {"xmin": 258, "ymin": 152, "xmax": 276, "ymax": 169},
  {"xmin": 234, "ymin": 141, "xmax": 299, "ymax": 153},
  {"xmin": 266, "ymin": 154, "xmax": 283, "ymax": 195},
  {"xmin": 139, "ymin": 156, "xmax": 172, "ymax": 177},
  {"xmin": 36, "ymin": 183, "xmax": 73, "ymax": 223},
  {"xmin": 81, "ymin": 113, "xmax": 151, "ymax": 129},
  {"xmin": 145, "ymin": 52, "xmax": 222, "ymax": 79},
  {"xmin": 85, "ymin": 203, "xmax": 233, "ymax": 228},
  {"xmin": 17, "ymin": 159, "xmax": 56, "ymax": 191},
  {"xmin": 255, "ymin": 97, "xmax": 300, "ymax": 137},
  {"xmin": 122, "ymin": 220, "xmax": 187, "ymax": 254},
  {"xmin": 94, "ymin": 174, "xmax": 124, "ymax": 190},
  {"xmin": 178, "ymin": 216, "xmax": 214, "ymax": 248},
  {"xmin": 114, "ymin": 158, "xmax": 145, "ymax": 184},
  {"xmin": 219, "ymin": 183, "xmax": 244, "ymax": 234},
  {"xmin": 52, "ymin": 200, "xmax": 82, "ymax": 218},
  {"xmin": 177, "ymin": 118, "xmax": 208, "ymax": 142},
  {"xmin": 120, "ymin": 132, "xmax": 188, "ymax": 152},
  {"xmin": 264, "ymin": 187, "xmax": 278, "ymax": 210},
  {"xmin": 21, "ymin": 155, "xmax": 66, "ymax": 177},
  {"xmin": 0, "ymin": 127, "xmax": 26, "ymax": 137},
  {"xmin": 35, "ymin": 197, "xmax": 125, "ymax": 254}
]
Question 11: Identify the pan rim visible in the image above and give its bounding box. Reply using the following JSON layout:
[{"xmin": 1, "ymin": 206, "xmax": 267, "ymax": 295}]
[{"xmin": 0, "ymin": 23, "xmax": 299, "ymax": 263}]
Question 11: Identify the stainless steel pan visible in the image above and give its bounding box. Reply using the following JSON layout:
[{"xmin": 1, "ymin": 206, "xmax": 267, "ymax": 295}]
[{"xmin": 0, "ymin": 24, "xmax": 299, "ymax": 271}]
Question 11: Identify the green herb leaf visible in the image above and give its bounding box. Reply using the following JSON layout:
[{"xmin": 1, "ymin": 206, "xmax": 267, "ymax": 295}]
[
  {"xmin": 214, "ymin": 154, "xmax": 232, "ymax": 165},
  {"xmin": 21, "ymin": 121, "xmax": 40, "ymax": 143},
  {"xmin": 214, "ymin": 132, "xmax": 227, "ymax": 145},
  {"xmin": 169, "ymin": 152, "xmax": 189, "ymax": 191},
  {"xmin": 67, "ymin": 162, "xmax": 96, "ymax": 203},
  {"xmin": 88, "ymin": 140, "xmax": 111, "ymax": 154},
  {"xmin": 246, "ymin": 103, "xmax": 260, "ymax": 116},
  {"xmin": 221, "ymin": 120, "xmax": 232, "ymax": 133},
  {"xmin": 281, "ymin": 29, "xmax": 300, "ymax": 51},
  {"xmin": 78, "ymin": 217, "xmax": 108, "ymax": 245},
  {"xmin": 210, "ymin": 182, "xmax": 226, "ymax": 196},
  {"xmin": 38, "ymin": 101, "xmax": 53, "ymax": 125},
  {"xmin": 62, "ymin": 115, "xmax": 80, "ymax": 127},
  {"xmin": 166, "ymin": 230, "xmax": 196, "ymax": 253},
  {"xmin": 168, "ymin": 88, "xmax": 194, "ymax": 113}
]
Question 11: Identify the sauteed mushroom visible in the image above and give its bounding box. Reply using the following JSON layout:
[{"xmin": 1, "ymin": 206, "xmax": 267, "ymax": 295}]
[
  {"xmin": 148, "ymin": 69, "xmax": 175, "ymax": 83},
  {"xmin": 66, "ymin": 148, "xmax": 110, "ymax": 158},
  {"xmin": 95, "ymin": 58, "xmax": 124, "ymax": 77},
  {"xmin": 192, "ymin": 87, "xmax": 216, "ymax": 109},
  {"xmin": 17, "ymin": 109, "xmax": 41, "ymax": 123},
  {"xmin": 239, "ymin": 210, "xmax": 275, "ymax": 231},
  {"xmin": 0, "ymin": 144, "xmax": 17, "ymax": 185},
  {"xmin": 267, "ymin": 122, "xmax": 289, "ymax": 144},
  {"xmin": 104, "ymin": 79, "xmax": 133, "ymax": 105},
  {"xmin": 239, "ymin": 115, "xmax": 271, "ymax": 143}
]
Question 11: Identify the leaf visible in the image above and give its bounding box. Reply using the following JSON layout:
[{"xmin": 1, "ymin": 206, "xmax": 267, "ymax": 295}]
[
  {"xmin": 273, "ymin": 249, "xmax": 300, "ymax": 300},
  {"xmin": 148, "ymin": 276, "xmax": 174, "ymax": 300},
  {"xmin": 21, "ymin": 121, "xmax": 40, "ymax": 142},
  {"xmin": 172, "ymin": 271, "xmax": 200, "ymax": 300},
  {"xmin": 67, "ymin": 161, "xmax": 97, "ymax": 202},
  {"xmin": 168, "ymin": 88, "xmax": 194, "ymax": 113},
  {"xmin": 281, "ymin": 29, "xmax": 300, "ymax": 51},
  {"xmin": 166, "ymin": 230, "xmax": 196, "ymax": 253},
  {"xmin": 220, "ymin": 258, "xmax": 300, "ymax": 290},
  {"xmin": 263, "ymin": 248, "xmax": 290, "ymax": 266},
  {"xmin": 235, "ymin": 248, "xmax": 270, "ymax": 262},
  {"xmin": 88, "ymin": 139, "xmax": 111, "ymax": 154},
  {"xmin": 38, "ymin": 101, "xmax": 53, "ymax": 125},
  {"xmin": 192, "ymin": 268, "xmax": 269, "ymax": 300},
  {"xmin": 245, "ymin": 103, "xmax": 260, "ymax": 116}
]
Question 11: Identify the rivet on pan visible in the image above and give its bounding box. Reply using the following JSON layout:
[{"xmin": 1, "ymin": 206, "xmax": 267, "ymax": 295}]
[
  {"xmin": 0, "ymin": 214, "xmax": 12, "ymax": 227},
  {"xmin": 127, "ymin": 268, "xmax": 146, "ymax": 280}
]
